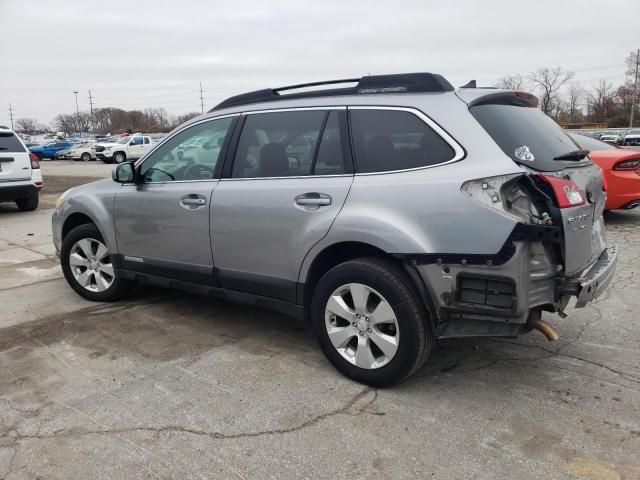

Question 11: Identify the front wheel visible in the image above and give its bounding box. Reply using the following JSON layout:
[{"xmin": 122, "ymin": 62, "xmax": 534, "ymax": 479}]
[
  {"xmin": 311, "ymin": 257, "xmax": 433, "ymax": 387},
  {"xmin": 113, "ymin": 152, "xmax": 126, "ymax": 164},
  {"xmin": 60, "ymin": 224, "xmax": 128, "ymax": 301},
  {"xmin": 81, "ymin": 152, "xmax": 91, "ymax": 162}
]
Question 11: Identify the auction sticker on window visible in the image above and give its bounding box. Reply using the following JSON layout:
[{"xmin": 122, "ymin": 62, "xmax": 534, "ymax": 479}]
[{"xmin": 515, "ymin": 145, "xmax": 535, "ymax": 162}]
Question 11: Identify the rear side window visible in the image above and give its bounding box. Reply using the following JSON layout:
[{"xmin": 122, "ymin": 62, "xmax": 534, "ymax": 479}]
[
  {"xmin": 232, "ymin": 110, "xmax": 326, "ymax": 178},
  {"xmin": 350, "ymin": 109, "xmax": 455, "ymax": 173},
  {"xmin": 470, "ymin": 104, "xmax": 591, "ymax": 172},
  {"xmin": 0, "ymin": 133, "xmax": 26, "ymax": 152}
]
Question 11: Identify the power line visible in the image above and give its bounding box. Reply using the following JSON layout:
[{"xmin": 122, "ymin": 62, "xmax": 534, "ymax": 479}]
[
  {"xmin": 199, "ymin": 82, "xmax": 205, "ymax": 114},
  {"xmin": 88, "ymin": 89, "xmax": 94, "ymax": 132},
  {"xmin": 630, "ymin": 49, "xmax": 639, "ymax": 128},
  {"xmin": 8, "ymin": 104, "xmax": 14, "ymax": 129}
]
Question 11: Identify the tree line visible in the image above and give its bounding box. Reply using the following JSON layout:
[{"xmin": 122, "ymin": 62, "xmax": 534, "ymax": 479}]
[
  {"xmin": 15, "ymin": 107, "xmax": 201, "ymax": 135},
  {"xmin": 495, "ymin": 50, "xmax": 638, "ymax": 127}
]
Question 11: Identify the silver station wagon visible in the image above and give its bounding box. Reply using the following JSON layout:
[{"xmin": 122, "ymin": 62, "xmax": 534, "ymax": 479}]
[{"xmin": 52, "ymin": 73, "xmax": 617, "ymax": 386}]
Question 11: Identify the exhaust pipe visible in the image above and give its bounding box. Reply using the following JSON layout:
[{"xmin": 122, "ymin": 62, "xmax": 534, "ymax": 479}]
[{"xmin": 528, "ymin": 317, "xmax": 560, "ymax": 341}]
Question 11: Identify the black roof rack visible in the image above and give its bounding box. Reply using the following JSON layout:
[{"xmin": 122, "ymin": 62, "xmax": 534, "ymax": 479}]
[{"xmin": 211, "ymin": 72, "xmax": 454, "ymax": 111}]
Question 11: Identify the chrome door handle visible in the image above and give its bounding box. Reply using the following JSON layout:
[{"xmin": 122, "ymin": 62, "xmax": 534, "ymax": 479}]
[
  {"xmin": 181, "ymin": 198, "xmax": 206, "ymax": 205},
  {"xmin": 295, "ymin": 193, "xmax": 332, "ymax": 206},
  {"xmin": 180, "ymin": 195, "xmax": 207, "ymax": 209}
]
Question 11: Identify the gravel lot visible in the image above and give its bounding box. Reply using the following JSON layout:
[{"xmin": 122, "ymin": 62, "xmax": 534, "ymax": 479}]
[{"xmin": 1, "ymin": 163, "xmax": 639, "ymax": 479}]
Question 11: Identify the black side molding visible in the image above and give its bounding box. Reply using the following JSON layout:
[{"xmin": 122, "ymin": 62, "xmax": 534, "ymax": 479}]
[{"xmin": 397, "ymin": 223, "xmax": 561, "ymax": 267}]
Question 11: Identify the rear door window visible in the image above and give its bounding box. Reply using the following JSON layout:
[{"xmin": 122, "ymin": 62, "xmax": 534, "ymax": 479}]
[
  {"xmin": 232, "ymin": 110, "xmax": 326, "ymax": 178},
  {"xmin": 470, "ymin": 104, "xmax": 591, "ymax": 171},
  {"xmin": 0, "ymin": 133, "xmax": 25, "ymax": 152},
  {"xmin": 349, "ymin": 109, "xmax": 455, "ymax": 173}
]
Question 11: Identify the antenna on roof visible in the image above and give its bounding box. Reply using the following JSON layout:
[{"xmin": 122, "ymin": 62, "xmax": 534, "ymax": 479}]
[{"xmin": 460, "ymin": 80, "xmax": 477, "ymax": 89}]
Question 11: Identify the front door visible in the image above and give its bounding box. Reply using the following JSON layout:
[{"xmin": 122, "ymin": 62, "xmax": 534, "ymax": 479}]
[
  {"xmin": 113, "ymin": 116, "xmax": 236, "ymax": 284},
  {"xmin": 212, "ymin": 109, "xmax": 353, "ymax": 302}
]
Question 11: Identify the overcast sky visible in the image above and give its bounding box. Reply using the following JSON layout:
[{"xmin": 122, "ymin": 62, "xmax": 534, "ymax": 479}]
[{"xmin": 0, "ymin": 0, "xmax": 637, "ymax": 126}]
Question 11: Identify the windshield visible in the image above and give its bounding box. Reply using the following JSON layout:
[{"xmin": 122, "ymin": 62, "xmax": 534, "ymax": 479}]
[
  {"xmin": 570, "ymin": 134, "xmax": 616, "ymax": 151},
  {"xmin": 470, "ymin": 104, "xmax": 591, "ymax": 171},
  {"xmin": 116, "ymin": 137, "xmax": 129, "ymax": 144}
]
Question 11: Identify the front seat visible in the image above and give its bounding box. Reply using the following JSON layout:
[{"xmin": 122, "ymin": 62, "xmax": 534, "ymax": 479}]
[{"xmin": 258, "ymin": 143, "xmax": 289, "ymax": 177}]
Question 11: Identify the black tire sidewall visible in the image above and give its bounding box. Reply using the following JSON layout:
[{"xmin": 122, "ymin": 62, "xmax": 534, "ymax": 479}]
[
  {"xmin": 114, "ymin": 152, "xmax": 125, "ymax": 164},
  {"xmin": 60, "ymin": 224, "xmax": 125, "ymax": 302},
  {"xmin": 311, "ymin": 259, "xmax": 428, "ymax": 387},
  {"xmin": 82, "ymin": 153, "xmax": 91, "ymax": 162},
  {"xmin": 16, "ymin": 192, "xmax": 39, "ymax": 211}
]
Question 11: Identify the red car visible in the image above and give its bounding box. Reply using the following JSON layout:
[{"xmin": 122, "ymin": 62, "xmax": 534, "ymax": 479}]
[{"xmin": 571, "ymin": 133, "xmax": 640, "ymax": 210}]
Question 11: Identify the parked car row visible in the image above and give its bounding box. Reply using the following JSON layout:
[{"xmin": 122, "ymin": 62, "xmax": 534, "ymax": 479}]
[
  {"xmin": 595, "ymin": 129, "xmax": 640, "ymax": 146},
  {"xmin": 27, "ymin": 133, "xmax": 165, "ymax": 163}
]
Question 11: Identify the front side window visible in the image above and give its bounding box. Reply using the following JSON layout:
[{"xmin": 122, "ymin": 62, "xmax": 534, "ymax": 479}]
[
  {"xmin": 130, "ymin": 136, "xmax": 143, "ymax": 146},
  {"xmin": 232, "ymin": 110, "xmax": 327, "ymax": 178},
  {"xmin": 140, "ymin": 117, "xmax": 233, "ymax": 182},
  {"xmin": 350, "ymin": 109, "xmax": 455, "ymax": 173}
]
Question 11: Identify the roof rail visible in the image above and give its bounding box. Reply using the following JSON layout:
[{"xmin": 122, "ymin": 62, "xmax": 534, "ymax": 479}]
[{"xmin": 211, "ymin": 72, "xmax": 454, "ymax": 111}]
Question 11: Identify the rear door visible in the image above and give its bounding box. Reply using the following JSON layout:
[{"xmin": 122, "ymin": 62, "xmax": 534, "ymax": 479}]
[
  {"xmin": 469, "ymin": 99, "xmax": 606, "ymax": 275},
  {"xmin": 211, "ymin": 109, "xmax": 353, "ymax": 302},
  {"xmin": 0, "ymin": 131, "xmax": 30, "ymax": 181}
]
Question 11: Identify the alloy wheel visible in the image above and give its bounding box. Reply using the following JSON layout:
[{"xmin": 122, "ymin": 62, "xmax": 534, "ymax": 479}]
[
  {"xmin": 324, "ymin": 283, "xmax": 400, "ymax": 369},
  {"xmin": 69, "ymin": 238, "xmax": 114, "ymax": 292}
]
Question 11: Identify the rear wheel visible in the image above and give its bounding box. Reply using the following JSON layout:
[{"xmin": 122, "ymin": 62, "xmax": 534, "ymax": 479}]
[
  {"xmin": 60, "ymin": 224, "xmax": 127, "ymax": 301},
  {"xmin": 311, "ymin": 257, "xmax": 433, "ymax": 387},
  {"xmin": 81, "ymin": 152, "xmax": 91, "ymax": 162},
  {"xmin": 16, "ymin": 192, "xmax": 39, "ymax": 211}
]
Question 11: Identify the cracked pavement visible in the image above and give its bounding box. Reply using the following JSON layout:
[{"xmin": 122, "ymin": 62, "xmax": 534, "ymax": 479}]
[{"xmin": 0, "ymin": 168, "xmax": 639, "ymax": 479}]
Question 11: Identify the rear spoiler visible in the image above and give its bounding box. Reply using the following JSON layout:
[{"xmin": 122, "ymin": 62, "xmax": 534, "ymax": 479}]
[{"xmin": 468, "ymin": 91, "xmax": 539, "ymax": 108}]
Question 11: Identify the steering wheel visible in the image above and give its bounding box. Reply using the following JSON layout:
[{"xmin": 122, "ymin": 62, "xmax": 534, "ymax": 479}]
[
  {"xmin": 183, "ymin": 163, "xmax": 214, "ymax": 180},
  {"xmin": 144, "ymin": 167, "xmax": 175, "ymax": 182}
]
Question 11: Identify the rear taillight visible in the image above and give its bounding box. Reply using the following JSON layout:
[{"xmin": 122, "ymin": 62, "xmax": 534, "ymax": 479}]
[
  {"xmin": 537, "ymin": 174, "xmax": 585, "ymax": 209},
  {"xmin": 29, "ymin": 153, "xmax": 40, "ymax": 169},
  {"xmin": 613, "ymin": 158, "xmax": 640, "ymax": 174}
]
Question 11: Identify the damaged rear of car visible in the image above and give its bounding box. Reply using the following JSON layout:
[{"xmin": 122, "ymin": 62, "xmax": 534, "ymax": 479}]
[{"xmin": 423, "ymin": 89, "xmax": 617, "ymax": 340}]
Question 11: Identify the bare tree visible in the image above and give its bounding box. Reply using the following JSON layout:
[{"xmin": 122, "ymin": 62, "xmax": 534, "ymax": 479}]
[
  {"xmin": 529, "ymin": 67, "xmax": 575, "ymax": 115},
  {"xmin": 495, "ymin": 74, "xmax": 527, "ymax": 91},
  {"xmin": 15, "ymin": 118, "xmax": 39, "ymax": 134},
  {"xmin": 566, "ymin": 82, "xmax": 585, "ymax": 122},
  {"xmin": 586, "ymin": 80, "xmax": 616, "ymax": 123}
]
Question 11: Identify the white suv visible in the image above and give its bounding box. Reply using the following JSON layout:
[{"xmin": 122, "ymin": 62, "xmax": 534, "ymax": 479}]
[{"xmin": 0, "ymin": 126, "xmax": 42, "ymax": 211}]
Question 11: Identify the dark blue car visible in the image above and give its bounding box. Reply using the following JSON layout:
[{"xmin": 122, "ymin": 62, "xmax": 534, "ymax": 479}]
[{"xmin": 29, "ymin": 141, "xmax": 73, "ymax": 160}]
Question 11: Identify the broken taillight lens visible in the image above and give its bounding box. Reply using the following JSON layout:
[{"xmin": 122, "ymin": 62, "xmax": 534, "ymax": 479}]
[
  {"xmin": 537, "ymin": 174, "xmax": 585, "ymax": 209},
  {"xmin": 29, "ymin": 153, "xmax": 40, "ymax": 169}
]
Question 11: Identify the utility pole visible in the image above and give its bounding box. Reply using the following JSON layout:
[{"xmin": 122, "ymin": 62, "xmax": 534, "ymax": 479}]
[
  {"xmin": 199, "ymin": 82, "xmax": 205, "ymax": 114},
  {"xmin": 88, "ymin": 90, "xmax": 94, "ymax": 133},
  {"xmin": 630, "ymin": 48, "xmax": 639, "ymax": 128},
  {"xmin": 8, "ymin": 103, "xmax": 14, "ymax": 130}
]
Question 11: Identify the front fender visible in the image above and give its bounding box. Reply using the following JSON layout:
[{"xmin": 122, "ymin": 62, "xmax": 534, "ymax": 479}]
[{"xmin": 55, "ymin": 180, "xmax": 118, "ymax": 254}]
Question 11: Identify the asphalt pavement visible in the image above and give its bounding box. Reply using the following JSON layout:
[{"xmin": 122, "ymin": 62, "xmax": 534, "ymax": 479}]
[{"xmin": 0, "ymin": 163, "xmax": 638, "ymax": 479}]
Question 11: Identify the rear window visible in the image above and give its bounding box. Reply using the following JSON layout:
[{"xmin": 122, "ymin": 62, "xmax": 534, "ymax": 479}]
[
  {"xmin": 0, "ymin": 132, "xmax": 26, "ymax": 152},
  {"xmin": 470, "ymin": 104, "xmax": 590, "ymax": 171},
  {"xmin": 350, "ymin": 109, "xmax": 455, "ymax": 173}
]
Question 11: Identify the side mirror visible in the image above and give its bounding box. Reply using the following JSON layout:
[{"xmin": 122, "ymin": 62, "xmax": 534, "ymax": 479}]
[{"xmin": 112, "ymin": 162, "xmax": 135, "ymax": 183}]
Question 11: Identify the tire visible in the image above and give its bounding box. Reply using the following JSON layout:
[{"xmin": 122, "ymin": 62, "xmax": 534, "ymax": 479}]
[
  {"xmin": 113, "ymin": 152, "xmax": 126, "ymax": 164},
  {"xmin": 311, "ymin": 257, "xmax": 433, "ymax": 387},
  {"xmin": 60, "ymin": 224, "xmax": 128, "ymax": 302},
  {"xmin": 81, "ymin": 152, "xmax": 91, "ymax": 162},
  {"xmin": 15, "ymin": 192, "xmax": 39, "ymax": 211}
]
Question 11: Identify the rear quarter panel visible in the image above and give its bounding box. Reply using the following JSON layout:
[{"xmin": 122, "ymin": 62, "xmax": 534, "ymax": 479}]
[{"xmin": 298, "ymin": 93, "xmax": 525, "ymax": 282}]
